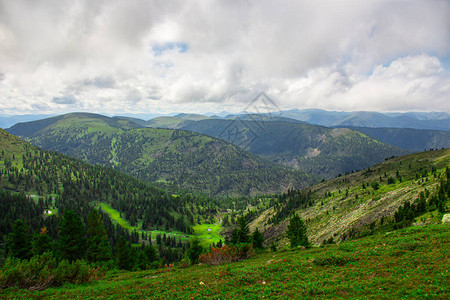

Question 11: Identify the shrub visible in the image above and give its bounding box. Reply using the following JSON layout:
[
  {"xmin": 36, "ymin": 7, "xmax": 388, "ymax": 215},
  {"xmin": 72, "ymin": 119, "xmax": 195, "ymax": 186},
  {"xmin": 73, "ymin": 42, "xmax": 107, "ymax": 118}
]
[
  {"xmin": 371, "ymin": 182, "xmax": 380, "ymax": 190},
  {"xmin": 387, "ymin": 177, "xmax": 395, "ymax": 184},
  {"xmin": 199, "ymin": 244, "xmax": 254, "ymax": 265},
  {"xmin": 313, "ymin": 254, "xmax": 358, "ymax": 267},
  {"xmin": 0, "ymin": 252, "xmax": 105, "ymax": 291}
]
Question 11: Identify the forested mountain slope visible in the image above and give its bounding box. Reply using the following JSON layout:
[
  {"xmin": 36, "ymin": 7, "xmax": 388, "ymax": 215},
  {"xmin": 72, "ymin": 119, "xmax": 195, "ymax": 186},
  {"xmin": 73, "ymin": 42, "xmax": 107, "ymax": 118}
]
[
  {"xmin": 7, "ymin": 113, "xmax": 314, "ymax": 196},
  {"xmin": 0, "ymin": 128, "xmax": 205, "ymax": 242},
  {"xmin": 182, "ymin": 119, "xmax": 409, "ymax": 178},
  {"xmin": 249, "ymin": 148, "xmax": 450, "ymax": 246},
  {"xmin": 339, "ymin": 126, "xmax": 450, "ymax": 151}
]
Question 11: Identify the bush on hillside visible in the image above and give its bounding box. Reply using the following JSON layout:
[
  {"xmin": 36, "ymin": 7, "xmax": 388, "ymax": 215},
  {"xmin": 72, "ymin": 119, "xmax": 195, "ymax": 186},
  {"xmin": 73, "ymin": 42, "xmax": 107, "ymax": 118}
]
[
  {"xmin": 199, "ymin": 244, "xmax": 254, "ymax": 265},
  {"xmin": 0, "ymin": 252, "xmax": 105, "ymax": 291}
]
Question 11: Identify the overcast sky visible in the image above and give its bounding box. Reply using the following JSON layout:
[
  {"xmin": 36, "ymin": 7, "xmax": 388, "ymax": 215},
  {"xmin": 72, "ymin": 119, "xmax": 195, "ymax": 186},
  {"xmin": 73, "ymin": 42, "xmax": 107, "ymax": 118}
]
[{"xmin": 0, "ymin": 0, "xmax": 449, "ymax": 115}]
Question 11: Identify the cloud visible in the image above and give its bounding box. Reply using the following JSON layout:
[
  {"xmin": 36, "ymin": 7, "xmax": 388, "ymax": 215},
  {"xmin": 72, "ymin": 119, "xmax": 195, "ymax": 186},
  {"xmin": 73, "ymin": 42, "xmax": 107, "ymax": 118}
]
[
  {"xmin": 83, "ymin": 76, "xmax": 116, "ymax": 89},
  {"xmin": 0, "ymin": 0, "xmax": 449, "ymax": 114},
  {"xmin": 52, "ymin": 96, "xmax": 77, "ymax": 105}
]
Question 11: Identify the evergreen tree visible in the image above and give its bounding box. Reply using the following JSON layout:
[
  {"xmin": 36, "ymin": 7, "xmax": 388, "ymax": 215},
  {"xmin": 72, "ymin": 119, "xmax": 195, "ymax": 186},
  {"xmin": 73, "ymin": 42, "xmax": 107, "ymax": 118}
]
[
  {"xmin": 287, "ymin": 214, "xmax": 309, "ymax": 248},
  {"xmin": 7, "ymin": 219, "xmax": 33, "ymax": 260},
  {"xmin": 116, "ymin": 236, "xmax": 134, "ymax": 270},
  {"xmin": 229, "ymin": 229, "xmax": 239, "ymax": 244},
  {"xmin": 188, "ymin": 237, "xmax": 203, "ymax": 264},
  {"xmin": 86, "ymin": 209, "xmax": 112, "ymax": 263},
  {"xmin": 252, "ymin": 228, "xmax": 265, "ymax": 249},
  {"xmin": 144, "ymin": 244, "xmax": 158, "ymax": 263},
  {"xmin": 33, "ymin": 227, "xmax": 53, "ymax": 256},
  {"xmin": 156, "ymin": 234, "xmax": 162, "ymax": 245},
  {"xmin": 58, "ymin": 209, "xmax": 87, "ymax": 261},
  {"xmin": 237, "ymin": 216, "xmax": 250, "ymax": 243}
]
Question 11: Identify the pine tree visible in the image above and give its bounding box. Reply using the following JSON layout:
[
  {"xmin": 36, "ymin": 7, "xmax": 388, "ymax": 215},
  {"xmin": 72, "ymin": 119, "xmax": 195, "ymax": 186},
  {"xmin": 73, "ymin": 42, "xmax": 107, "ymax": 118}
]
[
  {"xmin": 33, "ymin": 227, "xmax": 53, "ymax": 256},
  {"xmin": 58, "ymin": 209, "xmax": 87, "ymax": 261},
  {"xmin": 86, "ymin": 209, "xmax": 112, "ymax": 263},
  {"xmin": 252, "ymin": 228, "xmax": 265, "ymax": 249},
  {"xmin": 188, "ymin": 236, "xmax": 203, "ymax": 264},
  {"xmin": 144, "ymin": 244, "xmax": 158, "ymax": 263},
  {"xmin": 116, "ymin": 236, "xmax": 134, "ymax": 270},
  {"xmin": 7, "ymin": 219, "xmax": 33, "ymax": 259},
  {"xmin": 237, "ymin": 216, "xmax": 250, "ymax": 243},
  {"xmin": 230, "ymin": 229, "xmax": 239, "ymax": 244},
  {"xmin": 287, "ymin": 214, "xmax": 309, "ymax": 248}
]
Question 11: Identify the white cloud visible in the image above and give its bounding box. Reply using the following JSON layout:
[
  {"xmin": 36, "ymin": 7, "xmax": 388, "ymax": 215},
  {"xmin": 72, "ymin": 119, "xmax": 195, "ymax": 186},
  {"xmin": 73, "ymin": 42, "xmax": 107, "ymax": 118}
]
[{"xmin": 0, "ymin": 0, "xmax": 449, "ymax": 114}]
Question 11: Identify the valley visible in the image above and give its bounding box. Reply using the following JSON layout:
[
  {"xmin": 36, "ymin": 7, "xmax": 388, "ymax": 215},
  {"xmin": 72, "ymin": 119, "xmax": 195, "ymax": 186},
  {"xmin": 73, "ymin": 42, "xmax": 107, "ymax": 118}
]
[
  {"xmin": 1, "ymin": 113, "xmax": 449, "ymax": 299},
  {"xmin": 1, "ymin": 3, "xmax": 449, "ymax": 298}
]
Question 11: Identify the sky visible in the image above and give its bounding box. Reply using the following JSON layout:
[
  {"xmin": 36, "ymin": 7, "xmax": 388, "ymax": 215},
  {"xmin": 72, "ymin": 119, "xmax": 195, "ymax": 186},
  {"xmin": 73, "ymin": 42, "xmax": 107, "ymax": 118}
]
[{"xmin": 0, "ymin": 0, "xmax": 449, "ymax": 116}]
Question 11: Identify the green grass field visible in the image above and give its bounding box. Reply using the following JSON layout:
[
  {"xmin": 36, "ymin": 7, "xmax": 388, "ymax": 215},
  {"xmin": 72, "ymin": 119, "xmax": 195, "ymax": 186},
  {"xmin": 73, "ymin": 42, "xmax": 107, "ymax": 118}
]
[
  {"xmin": 2, "ymin": 223, "xmax": 448, "ymax": 299},
  {"xmin": 193, "ymin": 223, "xmax": 223, "ymax": 247},
  {"xmin": 98, "ymin": 203, "xmax": 135, "ymax": 231},
  {"xmin": 98, "ymin": 203, "xmax": 220, "ymax": 245}
]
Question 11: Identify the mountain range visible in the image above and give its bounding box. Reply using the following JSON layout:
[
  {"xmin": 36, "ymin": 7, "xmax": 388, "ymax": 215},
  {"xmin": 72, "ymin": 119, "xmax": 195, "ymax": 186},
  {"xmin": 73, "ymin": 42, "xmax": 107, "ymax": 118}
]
[
  {"xmin": 7, "ymin": 112, "xmax": 412, "ymax": 191},
  {"xmin": 181, "ymin": 119, "xmax": 409, "ymax": 178},
  {"xmin": 7, "ymin": 113, "xmax": 314, "ymax": 196},
  {"xmin": 277, "ymin": 109, "xmax": 450, "ymax": 131},
  {"xmin": 2, "ymin": 108, "xmax": 449, "ymax": 130}
]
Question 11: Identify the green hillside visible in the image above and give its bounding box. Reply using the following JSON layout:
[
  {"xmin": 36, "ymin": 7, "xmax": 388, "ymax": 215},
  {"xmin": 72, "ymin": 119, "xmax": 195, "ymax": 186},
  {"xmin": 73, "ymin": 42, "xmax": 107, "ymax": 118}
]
[
  {"xmin": 182, "ymin": 119, "xmax": 409, "ymax": 178},
  {"xmin": 249, "ymin": 148, "xmax": 450, "ymax": 246},
  {"xmin": 7, "ymin": 113, "xmax": 315, "ymax": 196},
  {"xmin": 145, "ymin": 116, "xmax": 194, "ymax": 129},
  {"xmin": 143, "ymin": 114, "xmax": 211, "ymax": 129},
  {"xmin": 341, "ymin": 126, "xmax": 450, "ymax": 151},
  {"xmin": 8, "ymin": 112, "xmax": 141, "ymax": 137},
  {"xmin": 0, "ymin": 128, "xmax": 210, "ymax": 242},
  {"xmin": 3, "ymin": 223, "xmax": 448, "ymax": 299}
]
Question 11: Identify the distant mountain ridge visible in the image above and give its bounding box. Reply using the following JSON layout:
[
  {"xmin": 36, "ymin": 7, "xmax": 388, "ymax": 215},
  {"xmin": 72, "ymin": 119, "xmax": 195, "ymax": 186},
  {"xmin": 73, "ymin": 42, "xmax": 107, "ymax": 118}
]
[
  {"xmin": 181, "ymin": 119, "xmax": 409, "ymax": 178},
  {"xmin": 336, "ymin": 126, "xmax": 450, "ymax": 152},
  {"xmin": 0, "ymin": 114, "xmax": 56, "ymax": 129},
  {"xmin": 272, "ymin": 109, "xmax": 450, "ymax": 131},
  {"xmin": 7, "ymin": 113, "xmax": 314, "ymax": 196},
  {"xmin": 3, "ymin": 108, "xmax": 448, "ymax": 131}
]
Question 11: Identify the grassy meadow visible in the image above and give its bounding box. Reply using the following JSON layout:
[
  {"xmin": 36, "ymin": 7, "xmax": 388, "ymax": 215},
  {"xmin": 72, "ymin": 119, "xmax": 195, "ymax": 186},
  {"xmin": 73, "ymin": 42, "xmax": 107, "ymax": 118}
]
[{"xmin": 2, "ymin": 223, "xmax": 448, "ymax": 299}]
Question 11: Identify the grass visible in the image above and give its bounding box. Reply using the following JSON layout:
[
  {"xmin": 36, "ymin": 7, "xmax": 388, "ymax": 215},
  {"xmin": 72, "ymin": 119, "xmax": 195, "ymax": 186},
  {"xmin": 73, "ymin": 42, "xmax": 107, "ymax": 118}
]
[
  {"xmin": 193, "ymin": 223, "xmax": 223, "ymax": 247},
  {"xmin": 98, "ymin": 203, "xmax": 221, "ymax": 245},
  {"xmin": 98, "ymin": 202, "xmax": 135, "ymax": 231},
  {"xmin": 2, "ymin": 223, "xmax": 448, "ymax": 299}
]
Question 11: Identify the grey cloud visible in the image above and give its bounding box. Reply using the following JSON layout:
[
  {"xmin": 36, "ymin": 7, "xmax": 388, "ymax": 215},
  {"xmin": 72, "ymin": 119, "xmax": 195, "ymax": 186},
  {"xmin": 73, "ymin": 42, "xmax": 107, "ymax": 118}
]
[
  {"xmin": 0, "ymin": 0, "xmax": 449, "ymax": 114},
  {"xmin": 127, "ymin": 89, "xmax": 143, "ymax": 104},
  {"xmin": 83, "ymin": 76, "xmax": 116, "ymax": 89},
  {"xmin": 52, "ymin": 96, "xmax": 77, "ymax": 105}
]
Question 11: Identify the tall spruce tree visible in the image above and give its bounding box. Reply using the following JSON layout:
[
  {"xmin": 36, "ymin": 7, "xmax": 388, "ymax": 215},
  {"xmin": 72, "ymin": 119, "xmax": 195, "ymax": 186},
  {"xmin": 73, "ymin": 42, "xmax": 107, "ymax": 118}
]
[
  {"xmin": 58, "ymin": 209, "xmax": 87, "ymax": 261},
  {"xmin": 33, "ymin": 227, "xmax": 53, "ymax": 256},
  {"xmin": 287, "ymin": 214, "xmax": 309, "ymax": 248},
  {"xmin": 237, "ymin": 216, "xmax": 250, "ymax": 243},
  {"xmin": 252, "ymin": 228, "xmax": 265, "ymax": 249},
  {"xmin": 7, "ymin": 219, "xmax": 33, "ymax": 259},
  {"xmin": 86, "ymin": 209, "xmax": 112, "ymax": 263},
  {"xmin": 144, "ymin": 244, "xmax": 158, "ymax": 263},
  {"xmin": 188, "ymin": 236, "xmax": 203, "ymax": 264},
  {"xmin": 116, "ymin": 236, "xmax": 134, "ymax": 270}
]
